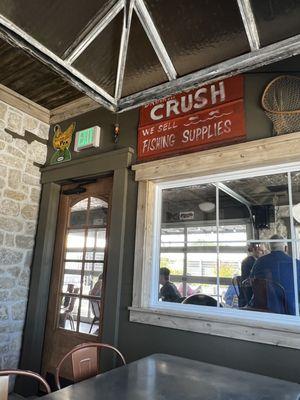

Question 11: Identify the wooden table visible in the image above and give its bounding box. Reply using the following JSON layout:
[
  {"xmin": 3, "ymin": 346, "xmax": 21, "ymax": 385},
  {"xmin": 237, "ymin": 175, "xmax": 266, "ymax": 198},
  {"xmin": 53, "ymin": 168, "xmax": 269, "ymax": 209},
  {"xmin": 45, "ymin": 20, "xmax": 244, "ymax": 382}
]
[{"xmin": 42, "ymin": 354, "xmax": 300, "ymax": 400}]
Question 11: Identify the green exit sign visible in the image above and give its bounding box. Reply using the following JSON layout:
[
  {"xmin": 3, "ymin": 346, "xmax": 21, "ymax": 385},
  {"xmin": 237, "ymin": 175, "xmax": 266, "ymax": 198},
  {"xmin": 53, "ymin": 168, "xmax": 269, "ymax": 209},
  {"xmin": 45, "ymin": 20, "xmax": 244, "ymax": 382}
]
[{"xmin": 74, "ymin": 126, "xmax": 101, "ymax": 152}]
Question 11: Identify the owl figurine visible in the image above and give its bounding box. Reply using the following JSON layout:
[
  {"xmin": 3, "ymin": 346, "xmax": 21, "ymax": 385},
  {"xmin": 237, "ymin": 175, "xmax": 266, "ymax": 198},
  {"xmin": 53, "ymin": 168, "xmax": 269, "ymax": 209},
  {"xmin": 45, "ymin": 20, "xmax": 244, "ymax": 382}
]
[{"xmin": 50, "ymin": 122, "xmax": 76, "ymax": 165}]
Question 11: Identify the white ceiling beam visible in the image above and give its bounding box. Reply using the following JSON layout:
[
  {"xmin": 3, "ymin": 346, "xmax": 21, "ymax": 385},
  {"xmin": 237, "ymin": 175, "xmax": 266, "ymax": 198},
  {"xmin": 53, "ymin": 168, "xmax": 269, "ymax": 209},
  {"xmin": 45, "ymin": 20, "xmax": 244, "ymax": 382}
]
[
  {"xmin": 0, "ymin": 13, "xmax": 117, "ymax": 111},
  {"xmin": 115, "ymin": 0, "xmax": 135, "ymax": 100},
  {"xmin": 134, "ymin": 0, "xmax": 177, "ymax": 81},
  {"xmin": 237, "ymin": 0, "xmax": 260, "ymax": 51},
  {"xmin": 118, "ymin": 33, "xmax": 300, "ymax": 112},
  {"xmin": 64, "ymin": 0, "xmax": 124, "ymax": 65}
]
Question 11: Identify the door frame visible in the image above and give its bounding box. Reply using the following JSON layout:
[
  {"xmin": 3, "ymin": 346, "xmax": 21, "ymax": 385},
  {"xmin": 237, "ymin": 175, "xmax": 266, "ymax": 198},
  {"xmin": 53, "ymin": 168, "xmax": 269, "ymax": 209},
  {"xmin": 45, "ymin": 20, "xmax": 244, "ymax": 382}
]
[{"xmin": 16, "ymin": 147, "xmax": 134, "ymax": 396}]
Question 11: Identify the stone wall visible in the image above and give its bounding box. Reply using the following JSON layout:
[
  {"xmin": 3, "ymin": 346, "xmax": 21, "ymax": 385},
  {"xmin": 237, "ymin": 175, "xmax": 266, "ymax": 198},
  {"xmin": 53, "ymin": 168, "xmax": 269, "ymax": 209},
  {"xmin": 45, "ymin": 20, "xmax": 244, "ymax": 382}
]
[{"xmin": 0, "ymin": 100, "xmax": 48, "ymax": 373}]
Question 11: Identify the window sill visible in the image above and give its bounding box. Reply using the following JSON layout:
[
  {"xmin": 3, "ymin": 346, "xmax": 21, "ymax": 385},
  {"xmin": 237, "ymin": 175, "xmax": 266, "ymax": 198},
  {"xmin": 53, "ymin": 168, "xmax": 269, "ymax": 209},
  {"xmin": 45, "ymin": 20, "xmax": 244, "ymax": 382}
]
[{"xmin": 129, "ymin": 305, "xmax": 300, "ymax": 349}]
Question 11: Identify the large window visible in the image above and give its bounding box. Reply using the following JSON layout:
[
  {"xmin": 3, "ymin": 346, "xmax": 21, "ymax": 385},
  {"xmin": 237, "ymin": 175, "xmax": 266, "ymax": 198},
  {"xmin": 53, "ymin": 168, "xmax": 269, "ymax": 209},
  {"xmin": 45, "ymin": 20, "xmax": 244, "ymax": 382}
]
[{"xmin": 154, "ymin": 170, "xmax": 300, "ymax": 317}]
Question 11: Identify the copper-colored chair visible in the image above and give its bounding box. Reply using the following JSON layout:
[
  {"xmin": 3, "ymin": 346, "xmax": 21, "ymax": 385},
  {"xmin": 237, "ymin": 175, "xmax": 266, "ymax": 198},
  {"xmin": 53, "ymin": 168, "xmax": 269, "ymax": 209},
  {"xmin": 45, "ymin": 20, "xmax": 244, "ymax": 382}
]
[
  {"xmin": 0, "ymin": 369, "xmax": 51, "ymax": 400},
  {"xmin": 55, "ymin": 342, "xmax": 126, "ymax": 390}
]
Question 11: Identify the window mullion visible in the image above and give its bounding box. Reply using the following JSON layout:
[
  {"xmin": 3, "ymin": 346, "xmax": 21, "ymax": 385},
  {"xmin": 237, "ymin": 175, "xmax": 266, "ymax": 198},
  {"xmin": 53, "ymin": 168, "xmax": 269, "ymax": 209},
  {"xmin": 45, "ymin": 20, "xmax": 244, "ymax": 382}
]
[
  {"xmin": 287, "ymin": 172, "xmax": 300, "ymax": 317},
  {"xmin": 216, "ymin": 184, "xmax": 220, "ymax": 307}
]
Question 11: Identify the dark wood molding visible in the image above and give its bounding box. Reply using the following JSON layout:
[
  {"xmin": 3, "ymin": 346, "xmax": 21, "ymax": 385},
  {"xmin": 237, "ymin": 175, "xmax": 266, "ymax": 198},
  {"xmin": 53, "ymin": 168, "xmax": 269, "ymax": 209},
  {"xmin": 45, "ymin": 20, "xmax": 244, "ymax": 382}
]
[{"xmin": 41, "ymin": 147, "xmax": 134, "ymax": 184}]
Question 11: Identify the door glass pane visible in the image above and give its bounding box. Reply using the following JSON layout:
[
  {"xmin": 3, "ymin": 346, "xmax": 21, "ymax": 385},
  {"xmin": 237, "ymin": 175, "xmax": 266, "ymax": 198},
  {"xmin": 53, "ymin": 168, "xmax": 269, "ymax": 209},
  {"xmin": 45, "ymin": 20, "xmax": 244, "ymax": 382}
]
[
  {"xmin": 59, "ymin": 295, "xmax": 80, "ymax": 332},
  {"xmin": 69, "ymin": 199, "xmax": 88, "ymax": 228},
  {"xmin": 58, "ymin": 193, "xmax": 108, "ymax": 334},
  {"xmin": 88, "ymin": 197, "xmax": 108, "ymax": 226}
]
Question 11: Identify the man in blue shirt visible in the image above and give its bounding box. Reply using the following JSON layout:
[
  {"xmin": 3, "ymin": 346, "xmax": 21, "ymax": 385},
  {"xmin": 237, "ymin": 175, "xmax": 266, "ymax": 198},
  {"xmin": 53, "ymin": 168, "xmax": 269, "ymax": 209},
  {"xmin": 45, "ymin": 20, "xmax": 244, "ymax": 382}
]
[{"xmin": 250, "ymin": 234, "xmax": 299, "ymax": 315}]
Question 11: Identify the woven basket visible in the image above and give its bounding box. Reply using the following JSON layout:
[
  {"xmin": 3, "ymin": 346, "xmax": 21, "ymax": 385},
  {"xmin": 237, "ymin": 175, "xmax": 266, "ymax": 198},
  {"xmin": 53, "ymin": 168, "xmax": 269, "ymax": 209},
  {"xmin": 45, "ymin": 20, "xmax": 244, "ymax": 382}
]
[{"xmin": 262, "ymin": 75, "xmax": 300, "ymax": 135}]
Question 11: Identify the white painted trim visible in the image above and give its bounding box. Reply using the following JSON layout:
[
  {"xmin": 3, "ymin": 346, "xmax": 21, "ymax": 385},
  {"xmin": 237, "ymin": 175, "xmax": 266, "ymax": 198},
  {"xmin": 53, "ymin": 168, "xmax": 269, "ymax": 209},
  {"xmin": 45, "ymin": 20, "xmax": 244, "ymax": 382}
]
[
  {"xmin": 115, "ymin": 0, "xmax": 135, "ymax": 100},
  {"xmin": 134, "ymin": 0, "xmax": 177, "ymax": 81},
  {"xmin": 131, "ymin": 135, "xmax": 300, "ymax": 349},
  {"xmin": 119, "ymin": 33, "xmax": 300, "ymax": 111},
  {"xmin": 129, "ymin": 307, "xmax": 300, "ymax": 349},
  {"xmin": 65, "ymin": 0, "xmax": 124, "ymax": 65},
  {"xmin": 237, "ymin": 0, "xmax": 260, "ymax": 51},
  {"xmin": 0, "ymin": 83, "xmax": 50, "ymax": 123}
]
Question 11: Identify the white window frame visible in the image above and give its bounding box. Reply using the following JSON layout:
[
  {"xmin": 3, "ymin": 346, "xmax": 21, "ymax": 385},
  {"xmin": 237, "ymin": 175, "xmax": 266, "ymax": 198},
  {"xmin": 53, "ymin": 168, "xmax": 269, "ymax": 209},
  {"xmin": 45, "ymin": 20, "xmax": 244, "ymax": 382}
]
[{"xmin": 130, "ymin": 133, "xmax": 300, "ymax": 349}]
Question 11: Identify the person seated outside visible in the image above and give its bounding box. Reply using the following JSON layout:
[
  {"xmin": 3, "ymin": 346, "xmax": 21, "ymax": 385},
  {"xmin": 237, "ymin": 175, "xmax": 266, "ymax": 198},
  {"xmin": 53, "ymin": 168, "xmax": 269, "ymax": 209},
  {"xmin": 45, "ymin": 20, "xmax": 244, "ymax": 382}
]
[
  {"xmin": 239, "ymin": 244, "xmax": 265, "ymax": 307},
  {"xmin": 250, "ymin": 234, "xmax": 300, "ymax": 315},
  {"xmin": 90, "ymin": 273, "xmax": 103, "ymax": 297},
  {"xmin": 159, "ymin": 267, "xmax": 182, "ymax": 302}
]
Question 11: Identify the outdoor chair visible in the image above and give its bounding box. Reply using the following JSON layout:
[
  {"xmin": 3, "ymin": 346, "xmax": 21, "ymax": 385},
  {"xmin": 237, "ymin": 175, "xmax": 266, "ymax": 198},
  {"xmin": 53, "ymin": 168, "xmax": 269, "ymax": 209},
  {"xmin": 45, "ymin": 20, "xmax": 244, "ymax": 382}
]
[
  {"xmin": 0, "ymin": 370, "xmax": 51, "ymax": 400},
  {"xmin": 59, "ymin": 287, "xmax": 80, "ymax": 330},
  {"xmin": 182, "ymin": 294, "xmax": 221, "ymax": 307},
  {"xmin": 89, "ymin": 299, "xmax": 101, "ymax": 334},
  {"xmin": 55, "ymin": 342, "xmax": 126, "ymax": 390}
]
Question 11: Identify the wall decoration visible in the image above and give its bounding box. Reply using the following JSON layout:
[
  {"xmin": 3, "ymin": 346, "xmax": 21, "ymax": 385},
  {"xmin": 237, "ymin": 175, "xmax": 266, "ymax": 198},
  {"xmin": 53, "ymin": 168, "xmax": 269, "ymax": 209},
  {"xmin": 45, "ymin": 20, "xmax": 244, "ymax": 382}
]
[
  {"xmin": 50, "ymin": 122, "xmax": 76, "ymax": 164},
  {"xmin": 262, "ymin": 75, "xmax": 300, "ymax": 135},
  {"xmin": 137, "ymin": 75, "xmax": 245, "ymax": 161}
]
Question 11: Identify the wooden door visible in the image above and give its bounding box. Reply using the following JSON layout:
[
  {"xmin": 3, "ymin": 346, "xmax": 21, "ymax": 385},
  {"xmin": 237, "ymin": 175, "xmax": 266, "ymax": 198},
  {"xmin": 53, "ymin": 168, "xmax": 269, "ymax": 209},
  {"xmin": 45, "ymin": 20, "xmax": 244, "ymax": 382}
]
[{"xmin": 42, "ymin": 176, "xmax": 113, "ymax": 381}]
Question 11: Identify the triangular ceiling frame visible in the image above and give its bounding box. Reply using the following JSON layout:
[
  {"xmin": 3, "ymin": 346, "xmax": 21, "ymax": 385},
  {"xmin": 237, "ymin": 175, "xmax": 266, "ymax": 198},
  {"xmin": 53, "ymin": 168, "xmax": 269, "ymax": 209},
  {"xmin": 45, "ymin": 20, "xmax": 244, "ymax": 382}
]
[{"xmin": 0, "ymin": 0, "xmax": 299, "ymax": 113}]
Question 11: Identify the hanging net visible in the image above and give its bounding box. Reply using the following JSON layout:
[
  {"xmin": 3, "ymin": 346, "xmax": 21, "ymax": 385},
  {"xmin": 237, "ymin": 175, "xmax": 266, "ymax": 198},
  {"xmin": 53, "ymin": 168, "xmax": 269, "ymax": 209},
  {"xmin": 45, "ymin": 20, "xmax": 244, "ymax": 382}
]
[{"xmin": 262, "ymin": 75, "xmax": 300, "ymax": 135}]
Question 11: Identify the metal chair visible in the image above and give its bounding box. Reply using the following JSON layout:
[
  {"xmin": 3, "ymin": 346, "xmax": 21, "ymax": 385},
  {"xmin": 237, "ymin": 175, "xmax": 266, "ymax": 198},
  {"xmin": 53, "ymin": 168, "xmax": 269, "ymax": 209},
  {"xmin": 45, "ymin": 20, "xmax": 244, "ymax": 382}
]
[
  {"xmin": 89, "ymin": 299, "xmax": 101, "ymax": 334},
  {"xmin": 182, "ymin": 294, "xmax": 222, "ymax": 307},
  {"xmin": 59, "ymin": 287, "xmax": 80, "ymax": 330},
  {"xmin": 243, "ymin": 277, "xmax": 288, "ymax": 314},
  {"xmin": 0, "ymin": 370, "xmax": 51, "ymax": 400},
  {"xmin": 55, "ymin": 342, "xmax": 126, "ymax": 390}
]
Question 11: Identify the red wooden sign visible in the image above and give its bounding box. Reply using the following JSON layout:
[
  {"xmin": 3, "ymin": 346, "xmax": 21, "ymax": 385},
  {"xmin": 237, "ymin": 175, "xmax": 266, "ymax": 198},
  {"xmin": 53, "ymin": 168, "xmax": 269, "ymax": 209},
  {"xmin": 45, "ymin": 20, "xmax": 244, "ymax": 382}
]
[
  {"xmin": 138, "ymin": 75, "xmax": 245, "ymax": 161},
  {"xmin": 138, "ymin": 99, "xmax": 245, "ymax": 160},
  {"xmin": 139, "ymin": 75, "xmax": 244, "ymax": 127}
]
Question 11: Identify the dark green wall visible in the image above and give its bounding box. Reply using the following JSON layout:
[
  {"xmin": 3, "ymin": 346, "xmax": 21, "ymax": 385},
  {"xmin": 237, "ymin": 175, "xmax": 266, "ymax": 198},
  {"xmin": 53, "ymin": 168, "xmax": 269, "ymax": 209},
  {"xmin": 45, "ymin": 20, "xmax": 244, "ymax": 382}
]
[{"xmin": 45, "ymin": 73, "xmax": 300, "ymax": 384}]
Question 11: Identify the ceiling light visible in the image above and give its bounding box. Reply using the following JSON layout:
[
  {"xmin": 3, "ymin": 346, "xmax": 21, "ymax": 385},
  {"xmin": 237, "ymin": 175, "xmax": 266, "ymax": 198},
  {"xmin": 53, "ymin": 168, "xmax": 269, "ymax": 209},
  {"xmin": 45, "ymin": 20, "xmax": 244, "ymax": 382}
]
[{"xmin": 199, "ymin": 202, "xmax": 215, "ymax": 213}]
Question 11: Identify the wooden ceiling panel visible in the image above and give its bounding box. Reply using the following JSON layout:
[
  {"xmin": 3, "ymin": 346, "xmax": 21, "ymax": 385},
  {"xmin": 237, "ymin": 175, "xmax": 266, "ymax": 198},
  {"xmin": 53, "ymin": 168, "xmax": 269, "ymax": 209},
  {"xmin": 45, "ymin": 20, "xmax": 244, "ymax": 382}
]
[{"xmin": 0, "ymin": 39, "xmax": 83, "ymax": 109}]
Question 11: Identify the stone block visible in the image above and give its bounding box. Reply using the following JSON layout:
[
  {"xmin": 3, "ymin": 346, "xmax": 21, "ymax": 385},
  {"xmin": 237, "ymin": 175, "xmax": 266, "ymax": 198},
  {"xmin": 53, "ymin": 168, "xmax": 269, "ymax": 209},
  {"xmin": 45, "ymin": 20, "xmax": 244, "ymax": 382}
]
[
  {"xmin": 22, "ymin": 173, "xmax": 40, "ymax": 187},
  {"xmin": 10, "ymin": 286, "xmax": 28, "ymax": 300},
  {"xmin": 3, "ymin": 189, "xmax": 26, "ymax": 201},
  {"xmin": 0, "ymin": 101, "xmax": 8, "ymax": 120},
  {"xmin": 14, "ymin": 138, "xmax": 27, "ymax": 153},
  {"xmin": 0, "ymin": 164, "xmax": 7, "ymax": 177},
  {"xmin": 4, "ymin": 233, "xmax": 14, "ymax": 247},
  {"xmin": 0, "ymin": 291, "xmax": 9, "ymax": 301},
  {"xmin": 23, "ymin": 115, "xmax": 38, "ymax": 133},
  {"xmin": 0, "ymin": 154, "xmax": 24, "ymax": 169},
  {"xmin": 21, "ymin": 204, "xmax": 38, "ymax": 220},
  {"xmin": 24, "ymin": 222, "xmax": 36, "ymax": 235},
  {"xmin": 7, "ymin": 266, "xmax": 21, "ymax": 278},
  {"xmin": 2, "ymin": 353, "xmax": 19, "ymax": 369},
  {"xmin": 15, "ymin": 234, "xmax": 34, "ymax": 249},
  {"xmin": 18, "ymin": 266, "xmax": 30, "ymax": 288},
  {"xmin": 29, "ymin": 140, "xmax": 47, "ymax": 165},
  {"xmin": 30, "ymin": 187, "xmax": 40, "ymax": 203},
  {"xmin": 0, "ymin": 216, "xmax": 23, "ymax": 232},
  {"xmin": 7, "ymin": 110, "xmax": 23, "ymax": 135},
  {"xmin": 7, "ymin": 145, "xmax": 24, "ymax": 159},
  {"xmin": 8, "ymin": 169, "xmax": 22, "ymax": 189},
  {"xmin": 0, "ymin": 199, "xmax": 20, "ymax": 217},
  {"xmin": 25, "ymin": 163, "xmax": 40, "ymax": 177},
  {"xmin": 0, "ymin": 305, "xmax": 8, "ymax": 320},
  {"xmin": 0, "ymin": 129, "xmax": 13, "ymax": 143},
  {"xmin": 37, "ymin": 122, "xmax": 50, "ymax": 140},
  {"xmin": 0, "ymin": 324, "xmax": 10, "ymax": 333},
  {"xmin": 0, "ymin": 277, "xmax": 15, "ymax": 289},
  {"xmin": 11, "ymin": 302, "xmax": 26, "ymax": 320},
  {"xmin": 0, "ymin": 249, "xmax": 23, "ymax": 265}
]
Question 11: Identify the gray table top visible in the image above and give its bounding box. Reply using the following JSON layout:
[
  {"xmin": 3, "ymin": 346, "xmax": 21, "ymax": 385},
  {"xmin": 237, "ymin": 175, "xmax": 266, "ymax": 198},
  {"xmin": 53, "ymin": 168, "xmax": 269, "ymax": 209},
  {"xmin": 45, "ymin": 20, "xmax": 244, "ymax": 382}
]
[{"xmin": 43, "ymin": 353, "xmax": 300, "ymax": 400}]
